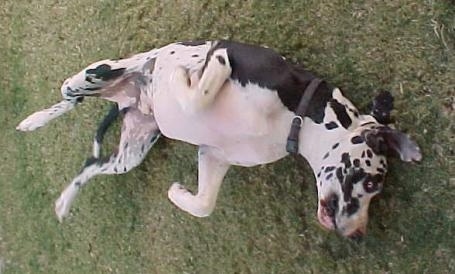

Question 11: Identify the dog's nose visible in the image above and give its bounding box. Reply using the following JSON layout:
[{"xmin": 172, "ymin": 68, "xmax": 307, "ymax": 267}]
[{"xmin": 347, "ymin": 229, "xmax": 364, "ymax": 241}]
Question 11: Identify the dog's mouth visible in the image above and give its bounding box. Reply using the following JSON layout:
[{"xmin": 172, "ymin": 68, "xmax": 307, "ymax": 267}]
[{"xmin": 317, "ymin": 201, "xmax": 336, "ymax": 231}]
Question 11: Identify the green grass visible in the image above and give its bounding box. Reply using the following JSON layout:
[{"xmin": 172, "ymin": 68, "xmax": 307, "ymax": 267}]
[{"xmin": 0, "ymin": 0, "xmax": 454, "ymax": 273}]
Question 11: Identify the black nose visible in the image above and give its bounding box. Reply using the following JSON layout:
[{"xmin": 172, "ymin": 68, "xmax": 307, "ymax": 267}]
[{"xmin": 347, "ymin": 229, "xmax": 364, "ymax": 241}]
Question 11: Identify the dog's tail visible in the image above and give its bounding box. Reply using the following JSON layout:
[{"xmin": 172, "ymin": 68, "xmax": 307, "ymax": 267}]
[{"xmin": 16, "ymin": 100, "xmax": 76, "ymax": 131}]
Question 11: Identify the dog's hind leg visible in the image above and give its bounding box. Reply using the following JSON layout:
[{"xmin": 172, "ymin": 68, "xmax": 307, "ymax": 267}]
[
  {"xmin": 17, "ymin": 50, "xmax": 158, "ymax": 132},
  {"xmin": 168, "ymin": 146, "xmax": 230, "ymax": 217},
  {"xmin": 92, "ymin": 104, "xmax": 119, "ymax": 158},
  {"xmin": 54, "ymin": 108, "xmax": 160, "ymax": 221},
  {"xmin": 172, "ymin": 44, "xmax": 231, "ymax": 113}
]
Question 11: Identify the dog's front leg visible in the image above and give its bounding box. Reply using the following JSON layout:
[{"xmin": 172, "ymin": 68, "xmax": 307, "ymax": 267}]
[{"xmin": 168, "ymin": 146, "xmax": 230, "ymax": 217}]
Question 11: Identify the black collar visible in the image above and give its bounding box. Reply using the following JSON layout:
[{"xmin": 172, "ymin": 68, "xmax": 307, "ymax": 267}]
[{"xmin": 286, "ymin": 78, "xmax": 323, "ymax": 154}]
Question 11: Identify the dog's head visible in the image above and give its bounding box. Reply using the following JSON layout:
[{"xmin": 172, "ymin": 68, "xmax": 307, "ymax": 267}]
[{"xmin": 314, "ymin": 91, "xmax": 421, "ymax": 239}]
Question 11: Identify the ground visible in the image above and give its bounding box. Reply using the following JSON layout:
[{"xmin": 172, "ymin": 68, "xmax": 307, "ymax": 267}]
[{"xmin": 0, "ymin": 0, "xmax": 454, "ymax": 273}]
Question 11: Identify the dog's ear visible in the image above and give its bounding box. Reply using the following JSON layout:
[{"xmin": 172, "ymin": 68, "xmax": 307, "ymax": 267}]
[
  {"xmin": 362, "ymin": 126, "xmax": 422, "ymax": 162},
  {"xmin": 370, "ymin": 90, "xmax": 394, "ymax": 124}
]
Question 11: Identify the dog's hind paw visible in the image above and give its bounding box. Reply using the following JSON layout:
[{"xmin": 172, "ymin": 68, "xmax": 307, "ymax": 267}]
[
  {"xmin": 16, "ymin": 111, "xmax": 52, "ymax": 131},
  {"xmin": 55, "ymin": 186, "xmax": 78, "ymax": 222},
  {"xmin": 17, "ymin": 100, "xmax": 75, "ymax": 131}
]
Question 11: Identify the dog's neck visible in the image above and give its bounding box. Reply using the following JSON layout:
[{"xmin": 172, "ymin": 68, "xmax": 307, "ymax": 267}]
[
  {"xmin": 295, "ymin": 87, "xmax": 378, "ymax": 173},
  {"xmin": 298, "ymin": 116, "xmax": 347, "ymax": 171}
]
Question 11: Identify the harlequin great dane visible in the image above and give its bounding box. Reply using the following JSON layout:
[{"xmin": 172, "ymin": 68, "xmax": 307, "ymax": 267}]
[{"xmin": 17, "ymin": 40, "xmax": 422, "ymax": 239}]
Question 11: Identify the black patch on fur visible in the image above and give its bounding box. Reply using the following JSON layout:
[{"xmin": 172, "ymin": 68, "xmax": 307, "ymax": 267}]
[
  {"xmin": 323, "ymin": 152, "xmax": 330, "ymax": 159},
  {"xmin": 361, "ymin": 151, "xmax": 366, "ymax": 158},
  {"xmin": 366, "ymin": 149, "xmax": 373, "ymax": 158},
  {"xmin": 325, "ymin": 122, "xmax": 338, "ymax": 130},
  {"xmin": 179, "ymin": 40, "xmax": 206, "ymax": 46},
  {"xmin": 351, "ymin": 168, "xmax": 366, "ymax": 183},
  {"xmin": 84, "ymin": 157, "xmax": 99, "ymax": 168},
  {"xmin": 332, "ymin": 143, "xmax": 340, "ymax": 150},
  {"xmin": 342, "ymin": 168, "xmax": 366, "ymax": 203},
  {"xmin": 326, "ymin": 173, "xmax": 333, "ymax": 180},
  {"xmin": 348, "ymin": 108, "xmax": 360, "ymax": 118},
  {"xmin": 345, "ymin": 198, "xmax": 360, "ymax": 216},
  {"xmin": 84, "ymin": 86, "xmax": 101, "ymax": 91},
  {"xmin": 371, "ymin": 90, "xmax": 394, "ymax": 124},
  {"xmin": 75, "ymin": 181, "xmax": 81, "ymax": 187},
  {"xmin": 377, "ymin": 167, "xmax": 385, "ymax": 173},
  {"xmin": 342, "ymin": 176, "xmax": 353, "ymax": 202},
  {"xmin": 85, "ymin": 76, "xmax": 95, "ymax": 84},
  {"xmin": 330, "ymin": 99, "xmax": 352, "ymax": 129},
  {"xmin": 216, "ymin": 55, "xmax": 226, "ymax": 65},
  {"xmin": 170, "ymin": 51, "xmax": 175, "ymax": 55},
  {"xmin": 351, "ymin": 136, "xmax": 364, "ymax": 144},
  {"xmin": 353, "ymin": 159, "xmax": 360, "ymax": 167},
  {"xmin": 325, "ymin": 166, "xmax": 336, "ymax": 172},
  {"xmin": 95, "ymin": 105, "xmax": 119, "ymax": 143},
  {"xmin": 336, "ymin": 167, "xmax": 343, "ymax": 184},
  {"xmin": 205, "ymin": 40, "xmax": 333, "ymax": 123},
  {"xmin": 192, "ymin": 54, "xmax": 199, "ymax": 58},
  {"xmin": 365, "ymin": 160, "xmax": 371, "ymax": 167},
  {"xmin": 86, "ymin": 64, "xmax": 126, "ymax": 81},
  {"xmin": 317, "ymin": 171, "xmax": 321, "ymax": 178},
  {"xmin": 341, "ymin": 153, "xmax": 351, "ymax": 168}
]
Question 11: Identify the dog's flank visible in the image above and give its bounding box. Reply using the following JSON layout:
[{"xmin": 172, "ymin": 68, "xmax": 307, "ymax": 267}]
[{"xmin": 17, "ymin": 40, "xmax": 421, "ymax": 238}]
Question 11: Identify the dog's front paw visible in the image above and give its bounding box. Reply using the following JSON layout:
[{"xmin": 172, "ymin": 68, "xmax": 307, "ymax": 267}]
[
  {"xmin": 55, "ymin": 186, "xmax": 79, "ymax": 222},
  {"xmin": 167, "ymin": 182, "xmax": 212, "ymax": 217},
  {"xmin": 171, "ymin": 66, "xmax": 190, "ymax": 87},
  {"xmin": 168, "ymin": 182, "xmax": 192, "ymax": 205}
]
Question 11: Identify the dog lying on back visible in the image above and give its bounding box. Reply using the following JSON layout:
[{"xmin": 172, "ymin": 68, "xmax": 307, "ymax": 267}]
[{"xmin": 17, "ymin": 40, "xmax": 421, "ymax": 239}]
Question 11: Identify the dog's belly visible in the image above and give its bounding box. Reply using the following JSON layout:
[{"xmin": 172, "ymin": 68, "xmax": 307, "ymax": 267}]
[{"xmin": 153, "ymin": 79, "xmax": 293, "ymax": 166}]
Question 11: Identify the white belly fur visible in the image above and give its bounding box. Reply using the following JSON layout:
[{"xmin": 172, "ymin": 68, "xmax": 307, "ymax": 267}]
[{"xmin": 151, "ymin": 44, "xmax": 294, "ymax": 166}]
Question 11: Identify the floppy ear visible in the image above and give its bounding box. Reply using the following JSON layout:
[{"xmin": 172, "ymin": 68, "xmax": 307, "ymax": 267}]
[
  {"xmin": 370, "ymin": 90, "xmax": 394, "ymax": 124},
  {"xmin": 363, "ymin": 126, "xmax": 422, "ymax": 162}
]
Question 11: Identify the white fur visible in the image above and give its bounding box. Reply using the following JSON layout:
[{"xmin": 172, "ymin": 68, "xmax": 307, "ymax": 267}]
[
  {"xmin": 93, "ymin": 139, "xmax": 101, "ymax": 158},
  {"xmin": 168, "ymin": 147, "xmax": 229, "ymax": 217},
  {"xmin": 16, "ymin": 100, "xmax": 74, "ymax": 131}
]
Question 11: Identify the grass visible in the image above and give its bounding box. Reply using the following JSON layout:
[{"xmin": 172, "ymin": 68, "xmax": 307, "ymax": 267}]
[{"xmin": 0, "ymin": 0, "xmax": 454, "ymax": 273}]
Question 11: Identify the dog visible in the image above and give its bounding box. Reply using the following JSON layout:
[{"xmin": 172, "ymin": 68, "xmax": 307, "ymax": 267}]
[{"xmin": 17, "ymin": 40, "xmax": 422, "ymax": 239}]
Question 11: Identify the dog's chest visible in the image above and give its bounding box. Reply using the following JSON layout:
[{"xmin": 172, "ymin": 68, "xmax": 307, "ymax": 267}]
[{"xmin": 150, "ymin": 44, "xmax": 293, "ymax": 165}]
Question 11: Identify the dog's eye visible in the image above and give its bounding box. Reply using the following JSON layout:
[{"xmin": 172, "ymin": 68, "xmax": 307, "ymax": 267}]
[
  {"xmin": 363, "ymin": 173, "xmax": 384, "ymax": 193},
  {"xmin": 365, "ymin": 181, "xmax": 374, "ymax": 190},
  {"xmin": 363, "ymin": 180, "xmax": 377, "ymax": 193},
  {"xmin": 363, "ymin": 180, "xmax": 382, "ymax": 193}
]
